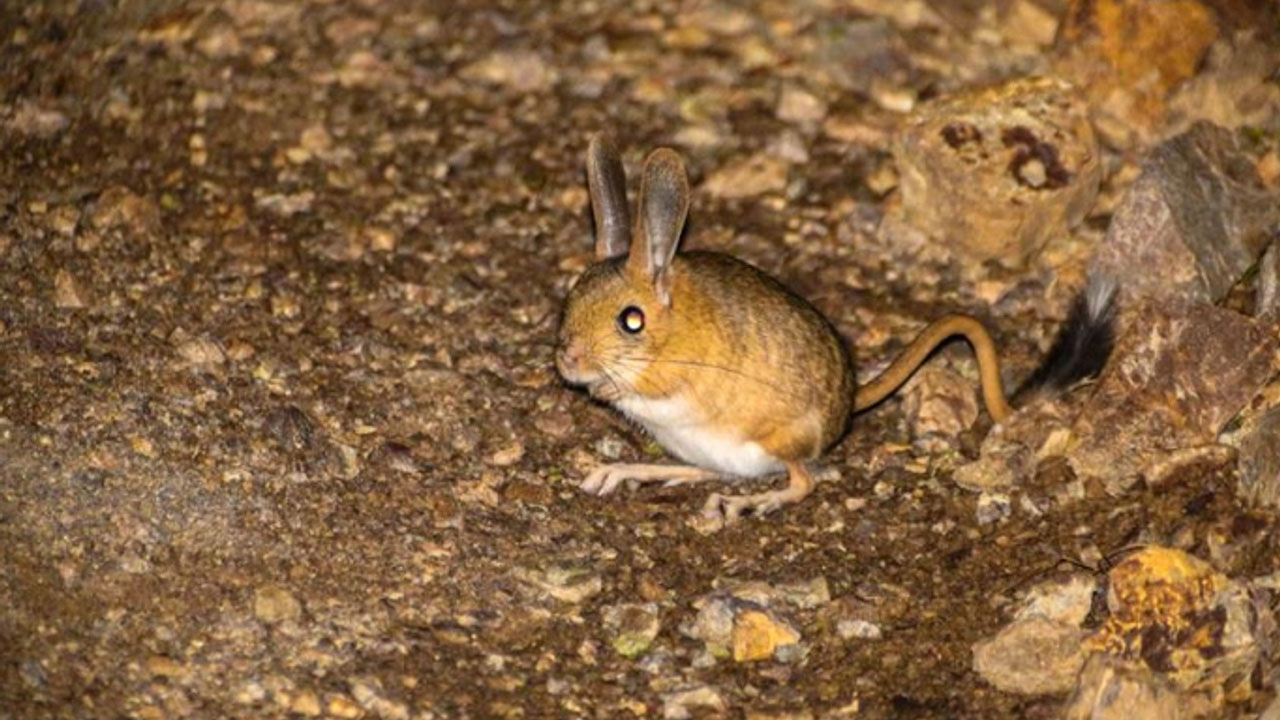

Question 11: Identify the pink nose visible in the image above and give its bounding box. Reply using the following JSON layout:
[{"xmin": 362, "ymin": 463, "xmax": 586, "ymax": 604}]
[{"xmin": 556, "ymin": 345, "xmax": 580, "ymax": 373}]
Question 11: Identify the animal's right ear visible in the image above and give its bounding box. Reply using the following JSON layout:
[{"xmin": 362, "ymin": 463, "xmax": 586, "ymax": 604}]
[{"xmin": 586, "ymin": 133, "xmax": 631, "ymax": 260}]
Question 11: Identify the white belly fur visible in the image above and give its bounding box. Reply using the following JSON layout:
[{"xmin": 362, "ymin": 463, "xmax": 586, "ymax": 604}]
[{"xmin": 613, "ymin": 395, "xmax": 783, "ymax": 477}]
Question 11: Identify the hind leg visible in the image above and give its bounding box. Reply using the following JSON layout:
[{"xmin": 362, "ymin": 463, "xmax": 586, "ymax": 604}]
[{"xmin": 701, "ymin": 462, "xmax": 815, "ymax": 524}]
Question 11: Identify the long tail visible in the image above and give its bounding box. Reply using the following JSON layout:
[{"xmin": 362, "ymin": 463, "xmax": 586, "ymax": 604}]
[
  {"xmin": 1018, "ymin": 276, "xmax": 1118, "ymax": 396},
  {"xmin": 853, "ymin": 314, "xmax": 1014, "ymax": 422},
  {"xmin": 851, "ymin": 277, "xmax": 1118, "ymax": 425}
]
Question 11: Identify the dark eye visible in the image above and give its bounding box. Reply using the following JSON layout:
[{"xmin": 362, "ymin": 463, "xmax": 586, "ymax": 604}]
[{"xmin": 617, "ymin": 306, "xmax": 645, "ymax": 334}]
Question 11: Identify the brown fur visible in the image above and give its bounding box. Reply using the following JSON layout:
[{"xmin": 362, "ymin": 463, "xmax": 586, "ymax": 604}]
[{"xmin": 559, "ymin": 250, "xmax": 855, "ymax": 462}]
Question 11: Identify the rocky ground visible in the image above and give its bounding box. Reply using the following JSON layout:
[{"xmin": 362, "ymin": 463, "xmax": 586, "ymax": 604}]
[{"xmin": 2, "ymin": 1, "xmax": 1280, "ymax": 718}]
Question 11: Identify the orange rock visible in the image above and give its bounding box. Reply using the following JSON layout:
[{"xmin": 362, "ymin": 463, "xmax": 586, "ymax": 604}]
[
  {"xmin": 1055, "ymin": 0, "xmax": 1218, "ymax": 146},
  {"xmin": 891, "ymin": 76, "xmax": 1101, "ymax": 267}
]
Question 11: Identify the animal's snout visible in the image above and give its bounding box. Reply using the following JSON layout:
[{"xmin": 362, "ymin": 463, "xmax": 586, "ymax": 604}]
[{"xmin": 555, "ymin": 343, "xmax": 583, "ymax": 378}]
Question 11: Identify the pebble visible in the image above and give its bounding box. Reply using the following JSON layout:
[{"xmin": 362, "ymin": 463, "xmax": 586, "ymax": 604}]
[
  {"xmin": 350, "ymin": 677, "xmax": 409, "ymax": 720},
  {"xmin": 999, "ymin": 0, "xmax": 1058, "ymax": 48},
  {"xmin": 291, "ymin": 690, "xmax": 322, "ymax": 716},
  {"xmin": 703, "ymin": 153, "xmax": 789, "ymax": 199},
  {"xmin": 521, "ymin": 565, "xmax": 603, "ymax": 605},
  {"xmin": 146, "ymin": 655, "xmax": 186, "ymax": 678},
  {"xmin": 327, "ymin": 694, "xmax": 362, "ymax": 719},
  {"xmin": 534, "ymin": 410, "xmax": 573, "ymax": 438},
  {"xmin": 900, "ymin": 364, "xmax": 979, "ymax": 445},
  {"xmin": 255, "ymin": 191, "xmax": 315, "ymax": 217},
  {"xmin": 462, "ymin": 50, "xmax": 557, "ymax": 92},
  {"xmin": 47, "ymin": 205, "xmax": 80, "ymax": 237},
  {"xmin": 130, "ymin": 436, "xmax": 157, "ymax": 458},
  {"xmin": 732, "ymin": 609, "xmax": 801, "ymax": 663},
  {"xmin": 175, "ymin": 336, "xmax": 227, "ymax": 366},
  {"xmin": 602, "ymin": 602, "xmax": 661, "ymax": 658},
  {"xmin": 364, "ymin": 226, "xmax": 397, "ymax": 253},
  {"xmin": 594, "ymin": 435, "xmax": 624, "ymax": 460},
  {"xmin": 487, "ymin": 441, "xmax": 525, "ymax": 467},
  {"xmin": 683, "ymin": 596, "xmax": 735, "ymax": 658},
  {"xmin": 726, "ymin": 577, "xmax": 831, "ymax": 610},
  {"xmin": 7, "ymin": 101, "xmax": 69, "ymax": 138},
  {"xmin": 836, "ymin": 619, "xmax": 883, "ymax": 640},
  {"xmin": 253, "ymin": 585, "xmax": 302, "ymax": 623},
  {"xmin": 89, "ymin": 186, "xmax": 161, "ymax": 233},
  {"xmin": 1014, "ymin": 573, "xmax": 1097, "ymax": 627},
  {"xmin": 777, "ymin": 85, "xmax": 828, "ymax": 125},
  {"xmin": 235, "ymin": 680, "xmax": 267, "ymax": 704},
  {"xmin": 662, "ymin": 685, "xmax": 726, "ymax": 720},
  {"xmin": 53, "ymin": 270, "xmax": 89, "ymax": 309},
  {"xmin": 974, "ymin": 492, "xmax": 1011, "ymax": 525},
  {"xmin": 672, "ymin": 125, "xmax": 726, "ymax": 149}
]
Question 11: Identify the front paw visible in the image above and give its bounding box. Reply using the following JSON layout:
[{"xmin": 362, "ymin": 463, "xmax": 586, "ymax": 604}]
[{"xmin": 580, "ymin": 465, "xmax": 626, "ymax": 496}]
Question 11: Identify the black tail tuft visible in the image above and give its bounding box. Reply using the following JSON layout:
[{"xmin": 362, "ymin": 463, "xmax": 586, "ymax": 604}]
[{"xmin": 1020, "ymin": 276, "xmax": 1118, "ymax": 395}]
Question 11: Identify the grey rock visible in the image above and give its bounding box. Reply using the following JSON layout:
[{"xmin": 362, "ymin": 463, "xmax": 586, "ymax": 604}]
[
  {"xmin": 1014, "ymin": 573, "xmax": 1097, "ymax": 628},
  {"xmin": 1222, "ymin": 396, "xmax": 1280, "ymax": 508},
  {"xmin": 682, "ymin": 596, "xmax": 736, "ymax": 657},
  {"xmin": 516, "ymin": 564, "xmax": 603, "ymax": 605},
  {"xmin": 661, "ymin": 685, "xmax": 726, "ymax": 720},
  {"xmin": 1256, "ymin": 240, "xmax": 1280, "ymax": 321},
  {"xmin": 836, "ymin": 619, "xmax": 883, "ymax": 640},
  {"xmin": 602, "ymin": 603, "xmax": 661, "ymax": 658},
  {"xmin": 972, "ymin": 616, "xmax": 1086, "ymax": 696},
  {"xmin": 1091, "ymin": 121, "xmax": 1280, "ymax": 306},
  {"xmin": 1061, "ymin": 655, "xmax": 1187, "ymax": 720},
  {"xmin": 1068, "ymin": 299, "xmax": 1277, "ymax": 483},
  {"xmin": 975, "ymin": 492, "xmax": 1012, "ymax": 525}
]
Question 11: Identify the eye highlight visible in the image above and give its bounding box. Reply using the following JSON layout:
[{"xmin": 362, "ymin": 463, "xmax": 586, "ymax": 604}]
[{"xmin": 617, "ymin": 306, "xmax": 645, "ymax": 334}]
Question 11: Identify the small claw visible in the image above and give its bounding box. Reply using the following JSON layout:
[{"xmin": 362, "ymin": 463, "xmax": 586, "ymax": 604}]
[
  {"xmin": 701, "ymin": 493, "xmax": 726, "ymax": 520},
  {"xmin": 702, "ymin": 493, "xmax": 783, "ymax": 524},
  {"xmin": 580, "ymin": 469, "xmax": 608, "ymax": 495},
  {"xmin": 598, "ymin": 472, "xmax": 624, "ymax": 495}
]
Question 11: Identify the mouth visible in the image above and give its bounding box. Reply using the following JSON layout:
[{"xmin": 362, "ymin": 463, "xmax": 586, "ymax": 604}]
[
  {"xmin": 586, "ymin": 380, "xmax": 622, "ymax": 402},
  {"xmin": 556, "ymin": 360, "xmax": 622, "ymax": 402},
  {"xmin": 560, "ymin": 369, "xmax": 621, "ymax": 402}
]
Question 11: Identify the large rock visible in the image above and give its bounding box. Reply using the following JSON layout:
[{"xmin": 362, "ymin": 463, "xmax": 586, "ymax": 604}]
[
  {"xmin": 1090, "ymin": 122, "xmax": 1280, "ymax": 306},
  {"xmin": 1067, "ymin": 299, "xmax": 1277, "ymax": 483},
  {"xmin": 891, "ymin": 75, "xmax": 1101, "ymax": 268},
  {"xmin": 1167, "ymin": 31, "xmax": 1280, "ymax": 141},
  {"xmin": 1220, "ymin": 379, "xmax": 1280, "ymax": 508},
  {"xmin": 975, "ymin": 547, "xmax": 1269, "ymax": 716},
  {"xmin": 1053, "ymin": 0, "xmax": 1218, "ymax": 147},
  {"xmin": 1081, "ymin": 547, "xmax": 1264, "ymax": 707},
  {"xmin": 973, "ymin": 616, "xmax": 1086, "ymax": 696},
  {"xmin": 1061, "ymin": 655, "xmax": 1188, "ymax": 720}
]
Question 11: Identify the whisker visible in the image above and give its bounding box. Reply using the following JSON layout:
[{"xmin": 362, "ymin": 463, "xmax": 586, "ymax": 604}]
[
  {"xmin": 599, "ymin": 363, "xmax": 632, "ymax": 398},
  {"xmin": 615, "ymin": 353, "xmax": 799, "ymax": 400}
]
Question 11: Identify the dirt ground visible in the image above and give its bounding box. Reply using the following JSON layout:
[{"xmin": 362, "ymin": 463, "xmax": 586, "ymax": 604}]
[{"xmin": 2, "ymin": 1, "xmax": 1277, "ymax": 719}]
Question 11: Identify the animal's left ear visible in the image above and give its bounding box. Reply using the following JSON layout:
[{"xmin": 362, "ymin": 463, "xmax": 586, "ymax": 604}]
[{"xmin": 629, "ymin": 148, "xmax": 689, "ymax": 306}]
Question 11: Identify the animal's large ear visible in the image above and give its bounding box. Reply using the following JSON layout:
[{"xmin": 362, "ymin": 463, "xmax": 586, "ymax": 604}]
[
  {"xmin": 586, "ymin": 133, "xmax": 631, "ymax": 260},
  {"xmin": 629, "ymin": 147, "xmax": 689, "ymax": 306}
]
